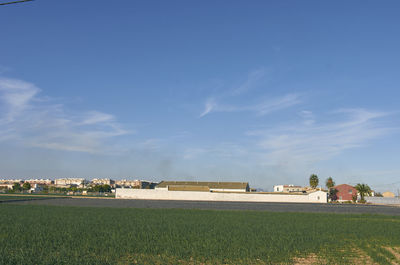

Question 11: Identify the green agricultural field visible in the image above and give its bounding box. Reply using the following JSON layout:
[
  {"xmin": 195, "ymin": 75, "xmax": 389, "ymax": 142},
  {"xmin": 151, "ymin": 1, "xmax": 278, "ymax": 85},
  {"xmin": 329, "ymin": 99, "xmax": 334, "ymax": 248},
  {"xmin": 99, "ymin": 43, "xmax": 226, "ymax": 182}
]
[{"xmin": 0, "ymin": 204, "xmax": 400, "ymax": 264}]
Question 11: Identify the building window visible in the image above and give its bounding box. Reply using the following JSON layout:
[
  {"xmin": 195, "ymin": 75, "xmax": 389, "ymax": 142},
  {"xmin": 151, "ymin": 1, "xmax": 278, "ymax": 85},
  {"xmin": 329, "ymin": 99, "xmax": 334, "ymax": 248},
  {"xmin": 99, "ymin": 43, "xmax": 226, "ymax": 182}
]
[
  {"xmin": 276, "ymin": 187, "xmax": 279, "ymax": 191},
  {"xmin": 349, "ymin": 189, "xmax": 353, "ymax": 194}
]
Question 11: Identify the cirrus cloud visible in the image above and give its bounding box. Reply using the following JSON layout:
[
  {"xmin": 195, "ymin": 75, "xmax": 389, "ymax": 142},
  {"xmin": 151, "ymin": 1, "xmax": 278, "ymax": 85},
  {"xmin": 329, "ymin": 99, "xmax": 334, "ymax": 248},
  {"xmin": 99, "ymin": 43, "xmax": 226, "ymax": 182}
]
[
  {"xmin": 248, "ymin": 108, "xmax": 394, "ymax": 167},
  {"xmin": 0, "ymin": 77, "xmax": 129, "ymax": 154}
]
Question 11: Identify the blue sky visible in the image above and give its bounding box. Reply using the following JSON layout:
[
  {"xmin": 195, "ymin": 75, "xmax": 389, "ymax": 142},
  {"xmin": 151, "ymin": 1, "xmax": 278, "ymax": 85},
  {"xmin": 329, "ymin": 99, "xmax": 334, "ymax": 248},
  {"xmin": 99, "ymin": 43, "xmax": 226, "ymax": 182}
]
[{"xmin": 1, "ymin": 0, "xmax": 400, "ymax": 192}]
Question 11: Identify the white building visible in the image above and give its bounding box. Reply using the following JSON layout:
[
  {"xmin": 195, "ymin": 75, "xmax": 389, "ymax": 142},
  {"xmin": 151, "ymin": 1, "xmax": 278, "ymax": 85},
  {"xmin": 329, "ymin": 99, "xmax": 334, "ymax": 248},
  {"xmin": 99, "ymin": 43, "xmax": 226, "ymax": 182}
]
[
  {"xmin": 29, "ymin": 183, "xmax": 45, "ymax": 193},
  {"xmin": 91, "ymin": 178, "xmax": 115, "ymax": 186},
  {"xmin": 55, "ymin": 178, "xmax": 87, "ymax": 187},
  {"xmin": 0, "ymin": 179, "xmax": 22, "ymax": 190},
  {"xmin": 0, "ymin": 179, "xmax": 22, "ymax": 184},
  {"xmin": 115, "ymin": 179, "xmax": 141, "ymax": 188},
  {"xmin": 0, "ymin": 183, "xmax": 14, "ymax": 189},
  {"xmin": 24, "ymin": 179, "xmax": 53, "ymax": 185},
  {"xmin": 274, "ymin": 185, "xmax": 305, "ymax": 193}
]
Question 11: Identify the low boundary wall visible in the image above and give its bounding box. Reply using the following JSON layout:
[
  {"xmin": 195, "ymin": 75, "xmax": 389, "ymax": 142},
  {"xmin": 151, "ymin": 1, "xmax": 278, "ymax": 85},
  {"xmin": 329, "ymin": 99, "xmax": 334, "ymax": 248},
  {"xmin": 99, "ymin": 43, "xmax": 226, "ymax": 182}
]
[
  {"xmin": 115, "ymin": 189, "xmax": 327, "ymax": 203},
  {"xmin": 366, "ymin": 197, "xmax": 400, "ymax": 205}
]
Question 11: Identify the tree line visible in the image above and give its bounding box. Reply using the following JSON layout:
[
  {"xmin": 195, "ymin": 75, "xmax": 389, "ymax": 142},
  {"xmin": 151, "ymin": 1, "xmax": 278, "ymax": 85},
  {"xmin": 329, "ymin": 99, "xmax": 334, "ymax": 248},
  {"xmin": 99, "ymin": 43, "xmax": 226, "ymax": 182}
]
[{"xmin": 308, "ymin": 174, "xmax": 372, "ymax": 203}]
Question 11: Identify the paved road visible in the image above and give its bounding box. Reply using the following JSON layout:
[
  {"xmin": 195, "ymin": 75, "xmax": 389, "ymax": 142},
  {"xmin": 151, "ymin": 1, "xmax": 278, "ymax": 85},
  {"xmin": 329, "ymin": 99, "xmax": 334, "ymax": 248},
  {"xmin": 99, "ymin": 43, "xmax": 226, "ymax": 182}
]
[{"xmin": 7, "ymin": 197, "xmax": 400, "ymax": 215}]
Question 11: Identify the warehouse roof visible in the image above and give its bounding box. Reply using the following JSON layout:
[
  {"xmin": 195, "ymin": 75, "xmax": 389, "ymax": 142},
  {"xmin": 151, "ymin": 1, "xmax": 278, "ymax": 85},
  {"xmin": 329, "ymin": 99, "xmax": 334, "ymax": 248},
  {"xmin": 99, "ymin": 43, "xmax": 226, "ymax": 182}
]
[
  {"xmin": 157, "ymin": 181, "xmax": 249, "ymax": 190},
  {"xmin": 168, "ymin": 185, "xmax": 210, "ymax": 192}
]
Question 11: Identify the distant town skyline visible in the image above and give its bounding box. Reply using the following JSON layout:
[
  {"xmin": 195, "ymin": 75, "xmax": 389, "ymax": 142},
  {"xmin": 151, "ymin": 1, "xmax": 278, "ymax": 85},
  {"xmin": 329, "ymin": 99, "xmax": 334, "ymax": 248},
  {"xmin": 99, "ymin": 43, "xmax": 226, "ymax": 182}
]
[{"xmin": 1, "ymin": 1, "xmax": 400, "ymax": 192}]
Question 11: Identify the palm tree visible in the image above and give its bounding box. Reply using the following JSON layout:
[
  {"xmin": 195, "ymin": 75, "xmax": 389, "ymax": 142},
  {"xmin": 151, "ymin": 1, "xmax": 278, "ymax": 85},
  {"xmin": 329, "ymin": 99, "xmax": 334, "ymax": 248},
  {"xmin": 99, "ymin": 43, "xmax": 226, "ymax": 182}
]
[
  {"xmin": 355, "ymin": 183, "xmax": 372, "ymax": 203},
  {"xmin": 325, "ymin": 177, "xmax": 335, "ymax": 190},
  {"xmin": 309, "ymin": 174, "xmax": 319, "ymax": 189}
]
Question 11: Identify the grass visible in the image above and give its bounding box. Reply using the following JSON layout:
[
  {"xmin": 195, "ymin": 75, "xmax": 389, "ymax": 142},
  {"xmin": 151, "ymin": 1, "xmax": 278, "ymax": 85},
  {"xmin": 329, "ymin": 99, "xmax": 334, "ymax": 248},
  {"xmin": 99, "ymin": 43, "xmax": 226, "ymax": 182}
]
[{"xmin": 0, "ymin": 204, "xmax": 399, "ymax": 264}]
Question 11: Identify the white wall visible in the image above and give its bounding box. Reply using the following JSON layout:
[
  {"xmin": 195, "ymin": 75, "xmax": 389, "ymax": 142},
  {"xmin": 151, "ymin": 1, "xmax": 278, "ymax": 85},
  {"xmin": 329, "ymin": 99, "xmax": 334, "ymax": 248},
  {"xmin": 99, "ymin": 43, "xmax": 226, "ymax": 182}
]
[
  {"xmin": 116, "ymin": 189, "xmax": 327, "ymax": 203},
  {"xmin": 366, "ymin": 196, "xmax": 400, "ymax": 205},
  {"xmin": 209, "ymin": 188, "xmax": 246, "ymax": 193}
]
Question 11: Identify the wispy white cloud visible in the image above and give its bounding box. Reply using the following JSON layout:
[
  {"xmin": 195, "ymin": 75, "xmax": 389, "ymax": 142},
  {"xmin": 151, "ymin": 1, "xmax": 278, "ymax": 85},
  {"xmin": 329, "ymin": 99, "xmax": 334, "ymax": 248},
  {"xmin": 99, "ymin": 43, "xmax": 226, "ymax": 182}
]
[
  {"xmin": 0, "ymin": 78, "xmax": 39, "ymax": 122},
  {"xmin": 248, "ymin": 108, "xmax": 393, "ymax": 167},
  {"xmin": 299, "ymin": 110, "xmax": 315, "ymax": 125},
  {"xmin": 0, "ymin": 77, "xmax": 129, "ymax": 154},
  {"xmin": 231, "ymin": 68, "xmax": 268, "ymax": 96},
  {"xmin": 199, "ymin": 97, "xmax": 217, "ymax": 117},
  {"xmin": 255, "ymin": 94, "xmax": 301, "ymax": 116},
  {"xmin": 199, "ymin": 93, "xmax": 301, "ymax": 117},
  {"xmin": 80, "ymin": 111, "xmax": 115, "ymax": 125},
  {"xmin": 199, "ymin": 68, "xmax": 301, "ymax": 118}
]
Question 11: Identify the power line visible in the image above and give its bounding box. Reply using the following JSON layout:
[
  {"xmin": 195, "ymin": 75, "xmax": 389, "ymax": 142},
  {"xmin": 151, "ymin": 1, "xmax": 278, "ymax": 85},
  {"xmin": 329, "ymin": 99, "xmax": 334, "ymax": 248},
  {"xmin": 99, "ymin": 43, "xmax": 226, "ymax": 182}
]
[{"xmin": 0, "ymin": 0, "xmax": 34, "ymax": 6}]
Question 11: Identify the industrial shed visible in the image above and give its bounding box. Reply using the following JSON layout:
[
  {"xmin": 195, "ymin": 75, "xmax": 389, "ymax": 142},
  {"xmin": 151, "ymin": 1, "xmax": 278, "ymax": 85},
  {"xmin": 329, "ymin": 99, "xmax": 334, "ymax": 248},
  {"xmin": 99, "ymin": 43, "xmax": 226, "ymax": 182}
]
[{"xmin": 155, "ymin": 181, "xmax": 250, "ymax": 193}]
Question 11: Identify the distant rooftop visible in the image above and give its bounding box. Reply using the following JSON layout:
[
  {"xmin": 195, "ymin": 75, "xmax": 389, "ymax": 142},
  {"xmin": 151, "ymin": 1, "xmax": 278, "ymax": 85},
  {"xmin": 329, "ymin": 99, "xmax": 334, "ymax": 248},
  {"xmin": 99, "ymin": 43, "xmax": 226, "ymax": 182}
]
[{"xmin": 157, "ymin": 181, "xmax": 249, "ymax": 190}]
